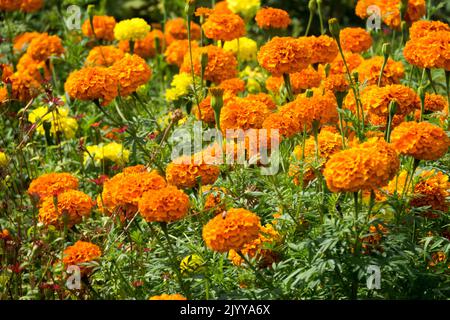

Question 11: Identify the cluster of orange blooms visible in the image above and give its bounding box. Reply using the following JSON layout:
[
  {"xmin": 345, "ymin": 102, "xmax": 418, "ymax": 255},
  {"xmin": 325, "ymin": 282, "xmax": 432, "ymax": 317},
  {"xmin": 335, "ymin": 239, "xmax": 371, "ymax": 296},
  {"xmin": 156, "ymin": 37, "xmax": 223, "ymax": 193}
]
[
  {"xmin": 0, "ymin": 0, "xmax": 43, "ymax": 12},
  {"xmin": 166, "ymin": 155, "xmax": 220, "ymax": 189}
]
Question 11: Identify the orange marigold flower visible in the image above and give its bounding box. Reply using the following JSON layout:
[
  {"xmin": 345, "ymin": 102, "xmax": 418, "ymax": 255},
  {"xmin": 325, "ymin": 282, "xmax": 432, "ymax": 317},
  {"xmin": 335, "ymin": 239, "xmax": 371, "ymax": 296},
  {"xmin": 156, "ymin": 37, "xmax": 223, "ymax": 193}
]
[
  {"xmin": 266, "ymin": 66, "xmax": 322, "ymax": 94},
  {"xmin": 243, "ymin": 93, "xmax": 277, "ymax": 110},
  {"xmin": 202, "ymin": 185, "xmax": 228, "ymax": 215},
  {"xmin": 1, "ymin": 64, "xmax": 14, "ymax": 82},
  {"xmin": 297, "ymin": 88, "xmax": 339, "ymax": 127},
  {"xmin": 101, "ymin": 169, "xmax": 167, "ymax": 219},
  {"xmin": 411, "ymin": 170, "xmax": 449, "ymax": 218},
  {"xmin": 220, "ymin": 97, "xmax": 271, "ymax": 132},
  {"xmin": 360, "ymin": 84, "xmax": 420, "ymax": 117},
  {"xmin": 306, "ymin": 35, "xmax": 339, "ymax": 65},
  {"xmin": 13, "ymin": 32, "xmax": 40, "ymax": 52},
  {"xmin": 355, "ymin": 56, "xmax": 405, "ymax": 86},
  {"xmin": 110, "ymin": 54, "xmax": 152, "ymax": 97},
  {"xmin": 119, "ymin": 29, "xmax": 165, "ymax": 59},
  {"xmin": 26, "ymin": 33, "xmax": 64, "ymax": 61},
  {"xmin": 81, "ymin": 16, "xmax": 117, "ymax": 41},
  {"xmin": 323, "ymin": 138, "xmax": 400, "ymax": 192},
  {"xmin": 16, "ymin": 53, "xmax": 50, "ymax": 82},
  {"xmin": 195, "ymin": 7, "xmax": 214, "ymax": 17},
  {"xmin": 0, "ymin": 229, "xmax": 11, "ymax": 240},
  {"xmin": 203, "ymin": 13, "xmax": 246, "ymax": 42},
  {"xmin": 202, "ymin": 208, "xmax": 261, "ymax": 253},
  {"xmin": 403, "ymin": 32, "xmax": 450, "ymax": 70},
  {"xmin": 257, "ymin": 37, "xmax": 312, "ymax": 76},
  {"xmin": 0, "ymin": 87, "xmax": 8, "ymax": 105},
  {"xmin": 180, "ymin": 45, "xmax": 237, "ymax": 84},
  {"xmin": 322, "ymin": 74, "xmax": 349, "ymax": 93},
  {"xmin": 164, "ymin": 40, "xmax": 199, "ymax": 67},
  {"xmin": 39, "ymin": 190, "xmax": 94, "ymax": 228},
  {"xmin": 28, "ymin": 172, "xmax": 78, "ymax": 200},
  {"xmin": 228, "ymin": 223, "xmax": 281, "ymax": 267},
  {"xmin": 262, "ymin": 112, "xmax": 299, "ymax": 138},
  {"xmin": 138, "ymin": 186, "xmax": 189, "ymax": 222},
  {"xmin": 149, "ymin": 294, "xmax": 187, "ymax": 300},
  {"xmin": 390, "ymin": 121, "xmax": 450, "ymax": 160},
  {"xmin": 340, "ymin": 27, "xmax": 372, "ymax": 53},
  {"xmin": 63, "ymin": 241, "xmax": 101, "ymax": 273},
  {"xmin": 64, "ymin": 67, "xmax": 118, "ymax": 106},
  {"xmin": 194, "ymin": 91, "xmax": 236, "ymax": 125},
  {"xmin": 328, "ymin": 51, "xmax": 364, "ymax": 75},
  {"xmin": 8, "ymin": 71, "xmax": 42, "ymax": 102},
  {"xmin": 20, "ymin": 0, "xmax": 43, "ymax": 12},
  {"xmin": 368, "ymin": 112, "xmax": 406, "ymax": 129},
  {"xmin": 218, "ymin": 78, "xmax": 245, "ymax": 94},
  {"xmin": 410, "ymin": 20, "xmax": 450, "ymax": 40},
  {"xmin": 255, "ymin": 7, "xmax": 291, "ymax": 30},
  {"xmin": 0, "ymin": 0, "xmax": 21, "ymax": 11},
  {"xmin": 165, "ymin": 18, "xmax": 201, "ymax": 45},
  {"xmin": 85, "ymin": 46, "xmax": 125, "ymax": 67},
  {"xmin": 423, "ymin": 93, "xmax": 448, "ymax": 113},
  {"xmin": 166, "ymin": 155, "xmax": 220, "ymax": 189},
  {"xmin": 214, "ymin": 1, "xmax": 232, "ymax": 14}
]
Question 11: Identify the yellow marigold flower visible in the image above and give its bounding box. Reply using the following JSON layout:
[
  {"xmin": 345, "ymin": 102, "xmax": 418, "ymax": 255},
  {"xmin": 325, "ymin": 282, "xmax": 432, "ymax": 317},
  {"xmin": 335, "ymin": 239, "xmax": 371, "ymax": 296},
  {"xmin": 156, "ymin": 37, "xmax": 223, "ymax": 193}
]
[
  {"xmin": 403, "ymin": 32, "xmax": 450, "ymax": 70},
  {"xmin": 13, "ymin": 32, "xmax": 40, "ymax": 52},
  {"xmin": 149, "ymin": 294, "xmax": 187, "ymax": 300},
  {"xmin": 228, "ymin": 223, "xmax": 280, "ymax": 267},
  {"xmin": 390, "ymin": 121, "xmax": 450, "ymax": 160},
  {"xmin": 38, "ymin": 190, "xmax": 94, "ymax": 228},
  {"xmin": 289, "ymin": 130, "xmax": 345, "ymax": 185},
  {"xmin": 166, "ymin": 73, "xmax": 193, "ymax": 102},
  {"xmin": 16, "ymin": 53, "xmax": 50, "ymax": 82},
  {"xmin": 355, "ymin": 56, "xmax": 404, "ymax": 86},
  {"xmin": 180, "ymin": 254, "xmax": 206, "ymax": 275},
  {"xmin": 64, "ymin": 67, "xmax": 118, "ymax": 106},
  {"xmin": 223, "ymin": 37, "xmax": 258, "ymax": 62},
  {"xmin": 258, "ymin": 37, "xmax": 312, "ymax": 76},
  {"xmin": 110, "ymin": 54, "xmax": 152, "ymax": 97},
  {"xmin": 82, "ymin": 16, "xmax": 117, "ymax": 41},
  {"xmin": 85, "ymin": 46, "xmax": 125, "ymax": 67},
  {"xmin": 410, "ymin": 20, "xmax": 450, "ymax": 40},
  {"xmin": 203, "ymin": 208, "xmax": 261, "ymax": 253},
  {"xmin": 119, "ymin": 29, "xmax": 165, "ymax": 59},
  {"xmin": 28, "ymin": 106, "xmax": 78, "ymax": 139},
  {"xmin": 63, "ymin": 241, "xmax": 101, "ymax": 274},
  {"xmin": 305, "ymin": 35, "xmax": 339, "ymax": 65},
  {"xmin": 203, "ymin": 13, "xmax": 246, "ymax": 42},
  {"xmin": 166, "ymin": 155, "xmax": 220, "ymax": 189},
  {"xmin": 266, "ymin": 66, "xmax": 322, "ymax": 94},
  {"xmin": 180, "ymin": 45, "xmax": 237, "ymax": 84},
  {"xmin": 114, "ymin": 18, "xmax": 151, "ymax": 41},
  {"xmin": 138, "ymin": 186, "xmax": 190, "ymax": 222},
  {"xmin": 411, "ymin": 170, "xmax": 449, "ymax": 218},
  {"xmin": 255, "ymin": 7, "xmax": 290, "ymax": 30},
  {"xmin": 85, "ymin": 142, "xmax": 130, "ymax": 166},
  {"xmin": 340, "ymin": 27, "xmax": 372, "ymax": 53},
  {"xmin": 164, "ymin": 40, "xmax": 199, "ymax": 67},
  {"xmin": 28, "ymin": 172, "xmax": 78, "ymax": 200},
  {"xmin": 26, "ymin": 33, "xmax": 64, "ymax": 61},
  {"xmin": 323, "ymin": 138, "xmax": 400, "ymax": 192},
  {"xmin": 164, "ymin": 18, "xmax": 201, "ymax": 44},
  {"xmin": 226, "ymin": 0, "xmax": 260, "ymax": 19},
  {"xmin": 101, "ymin": 168, "xmax": 167, "ymax": 219},
  {"xmin": 220, "ymin": 97, "xmax": 271, "ymax": 132},
  {"xmin": 360, "ymin": 84, "xmax": 420, "ymax": 117},
  {"xmin": 0, "ymin": 151, "xmax": 8, "ymax": 167}
]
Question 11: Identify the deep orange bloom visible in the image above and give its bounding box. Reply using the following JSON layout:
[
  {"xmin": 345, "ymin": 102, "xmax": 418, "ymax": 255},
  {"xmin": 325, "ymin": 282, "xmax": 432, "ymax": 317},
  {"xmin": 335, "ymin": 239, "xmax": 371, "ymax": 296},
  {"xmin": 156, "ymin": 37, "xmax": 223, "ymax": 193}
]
[
  {"xmin": 404, "ymin": 32, "xmax": 450, "ymax": 70},
  {"xmin": 63, "ymin": 241, "xmax": 101, "ymax": 274},
  {"xmin": 390, "ymin": 121, "xmax": 450, "ymax": 160},
  {"xmin": 16, "ymin": 53, "xmax": 51, "ymax": 82},
  {"xmin": 243, "ymin": 93, "xmax": 277, "ymax": 111},
  {"xmin": 258, "ymin": 37, "xmax": 312, "ymax": 76},
  {"xmin": 85, "ymin": 46, "xmax": 125, "ymax": 67},
  {"xmin": 423, "ymin": 93, "xmax": 448, "ymax": 113},
  {"xmin": 220, "ymin": 97, "xmax": 271, "ymax": 132},
  {"xmin": 0, "ymin": 0, "xmax": 21, "ymax": 11},
  {"xmin": 7, "ymin": 71, "xmax": 42, "ymax": 103},
  {"xmin": 340, "ymin": 27, "xmax": 372, "ymax": 53},
  {"xmin": 19, "ymin": 0, "xmax": 43, "ymax": 12},
  {"xmin": 201, "ymin": 186, "xmax": 228, "ymax": 215},
  {"xmin": 180, "ymin": 45, "xmax": 237, "ymax": 84},
  {"xmin": 165, "ymin": 18, "xmax": 201, "ymax": 45},
  {"xmin": 255, "ymin": 7, "xmax": 291, "ymax": 30},
  {"xmin": 266, "ymin": 66, "xmax": 322, "ymax": 94},
  {"xmin": 164, "ymin": 40, "xmax": 199, "ymax": 67},
  {"xmin": 138, "ymin": 186, "xmax": 189, "ymax": 222},
  {"xmin": 13, "ymin": 32, "xmax": 41, "ymax": 52},
  {"xmin": 218, "ymin": 78, "xmax": 245, "ymax": 94},
  {"xmin": 26, "ymin": 33, "xmax": 64, "ymax": 61},
  {"xmin": 328, "ymin": 51, "xmax": 364, "ymax": 75},
  {"xmin": 262, "ymin": 112, "xmax": 299, "ymax": 138},
  {"xmin": 110, "ymin": 54, "xmax": 152, "ymax": 97},
  {"xmin": 28, "ymin": 172, "xmax": 78, "ymax": 200},
  {"xmin": 202, "ymin": 208, "xmax": 261, "ymax": 253},
  {"xmin": 306, "ymin": 35, "xmax": 339, "ymax": 65},
  {"xmin": 64, "ymin": 67, "xmax": 118, "ymax": 106},
  {"xmin": 81, "ymin": 16, "xmax": 117, "ymax": 41},
  {"xmin": 323, "ymin": 138, "xmax": 400, "ymax": 192},
  {"xmin": 194, "ymin": 92, "xmax": 236, "ymax": 125},
  {"xmin": 410, "ymin": 20, "xmax": 450, "ymax": 40},
  {"xmin": 322, "ymin": 74, "xmax": 350, "ymax": 93},
  {"xmin": 355, "ymin": 56, "xmax": 404, "ymax": 86},
  {"xmin": 166, "ymin": 155, "xmax": 220, "ymax": 189},
  {"xmin": 203, "ymin": 13, "xmax": 246, "ymax": 41},
  {"xmin": 214, "ymin": 1, "xmax": 232, "ymax": 14},
  {"xmin": 119, "ymin": 30, "xmax": 165, "ymax": 59},
  {"xmin": 411, "ymin": 170, "xmax": 449, "ymax": 218},
  {"xmin": 38, "ymin": 190, "xmax": 94, "ymax": 228},
  {"xmin": 149, "ymin": 294, "xmax": 187, "ymax": 300}
]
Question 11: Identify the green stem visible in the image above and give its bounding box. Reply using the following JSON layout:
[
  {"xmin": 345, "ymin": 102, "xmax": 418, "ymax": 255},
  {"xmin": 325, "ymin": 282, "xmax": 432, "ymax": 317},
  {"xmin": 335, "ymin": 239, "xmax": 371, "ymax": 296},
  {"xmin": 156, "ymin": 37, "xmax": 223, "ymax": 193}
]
[{"xmin": 283, "ymin": 73, "xmax": 294, "ymax": 102}]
